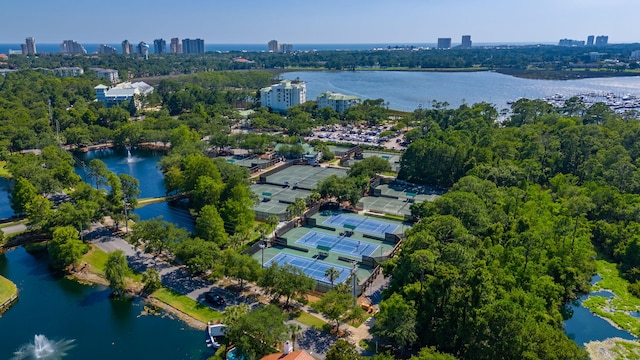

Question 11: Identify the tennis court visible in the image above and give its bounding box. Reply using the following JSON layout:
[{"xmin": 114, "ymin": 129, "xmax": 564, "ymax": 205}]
[
  {"xmin": 265, "ymin": 252, "xmax": 352, "ymax": 285},
  {"xmin": 358, "ymin": 196, "xmax": 412, "ymax": 216},
  {"xmin": 266, "ymin": 165, "xmax": 347, "ymax": 189},
  {"xmin": 323, "ymin": 213, "xmax": 398, "ymax": 236},
  {"xmin": 296, "ymin": 231, "xmax": 379, "ymax": 257}
]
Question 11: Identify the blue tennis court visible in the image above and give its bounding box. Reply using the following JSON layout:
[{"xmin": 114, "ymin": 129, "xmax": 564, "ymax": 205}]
[
  {"xmin": 296, "ymin": 231, "xmax": 379, "ymax": 257},
  {"xmin": 264, "ymin": 252, "xmax": 352, "ymax": 285},
  {"xmin": 323, "ymin": 214, "xmax": 399, "ymax": 236}
]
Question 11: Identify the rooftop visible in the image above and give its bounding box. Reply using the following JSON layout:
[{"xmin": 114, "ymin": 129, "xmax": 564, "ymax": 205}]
[{"xmin": 261, "ymin": 350, "xmax": 315, "ymax": 360}]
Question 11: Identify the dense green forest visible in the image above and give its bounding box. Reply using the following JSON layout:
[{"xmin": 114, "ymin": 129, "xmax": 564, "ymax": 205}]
[
  {"xmin": 4, "ymin": 68, "xmax": 640, "ymax": 359},
  {"xmin": 3, "ymin": 43, "xmax": 640, "ymax": 77}
]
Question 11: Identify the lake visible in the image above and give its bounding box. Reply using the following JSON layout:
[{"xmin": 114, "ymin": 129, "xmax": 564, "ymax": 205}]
[
  {"xmin": 0, "ymin": 247, "xmax": 209, "ymax": 359},
  {"xmin": 0, "ymin": 177, "xmax": 13, "ymax": 219},
  {"xmin": 282, "ymin": 70, "xmax": 640, "ymax": 112},
  {"xmin": 73, "ymin": 148, "xmax": 195, "ymax": 233}
]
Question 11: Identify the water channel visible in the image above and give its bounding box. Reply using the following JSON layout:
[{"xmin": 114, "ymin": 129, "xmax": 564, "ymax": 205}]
[{"xmin": 3, "ymin": 72, "xmax": 640, "ymax": 355}]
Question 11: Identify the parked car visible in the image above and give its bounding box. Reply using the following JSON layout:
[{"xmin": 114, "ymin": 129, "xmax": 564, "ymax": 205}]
[{"xmin": 205, "ymin": 292, "xmax": 226, "ymax": 306}]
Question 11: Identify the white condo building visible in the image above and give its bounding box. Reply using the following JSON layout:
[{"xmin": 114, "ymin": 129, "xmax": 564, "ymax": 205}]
[
  {"xmin": 95, "ymin": 82, "xmax": 154, "ymax": 110},
  {"xmin": 260, "ymin": 80, "xmax": 306, "ymax": 112},
  {"xmin": 317, "ymin": 91, "xmax": 361, "ymax": 113}
]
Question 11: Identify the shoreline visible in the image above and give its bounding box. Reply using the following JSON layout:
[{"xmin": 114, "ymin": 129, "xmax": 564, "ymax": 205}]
[
  {"xmin": 0, "ymin": 275, "xmax": 18, "ymax": 314},
  {"xmin": 69, "ymin": 262, "xmax": 208, "ymax": 331},
  {"xmin": 273, "ymin": 66, "xmax": 640, "ymax": 81},
  {"xmin": 585, "ymin": 337, "xmax": 640, "ymax": 360}
]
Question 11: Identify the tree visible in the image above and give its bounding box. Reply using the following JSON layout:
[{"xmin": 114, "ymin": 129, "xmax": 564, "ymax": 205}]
[
  {"xmin": 225, "ymin": 305, "xmax": 289, "ymax": 360},
  {"xmin": 195, "ymin": 205, "xmax": 228, "ymax": 246},
  {"xmin": 223, "ymin": 251, "xmax": 261, "ymax": 291},
  {"xmin": 105, "ymin": 250, "xmax": 129, "ymax": 297},
  {"xmin": 88, "ymin": 159, "xmax": 109, "ymax": 189},
  {"xmin": 325, "ymin": 267, "xmax": 341, "ymax": 287},
  {"xmin": 25, "ymin": 195, "xmax": 53, "ymax": 231},
  {"xmin": 131, "ymin": 218, "xmax": 189, "ymax": 255},
  {"xmin": 410, "ymin": 347, "xmax": 457, "ymax": 360},
  {"xmin": 119, "ymin": 173, "xmax": 140, "ymax": 210},
  {"xmin": 11, "ymin": 177, "xmax": 37, "ymax": 214},
  {"xmin": 371, "ymin": 293, "xmax": 418, "ymax": 351},
  {"xmin": 313, "ymin": 289, "xmax": 354, "ymax": 333},
  {"xmin": 141, "ymin": 268, "xmax": 161, "ymax": 294},
  {"xmin": 259, "ymin": 263, "xmax": 315, "ymax": 307},
  {"xmin": 326, "ymin": 339, "xmax": 361, "ymax": 360},
  {"xmin": 48, "ymin": 226, "xmax": 89, "ymax": 270},
  {"xmin": 266, "ymin": 215, "xmax": 280, "ymax": 231},
  {"xmin": 287, "ymin": 323, "xmax": 303, "ymax": 351},
  {"xmin": 348, "ymin": 156, "xmax": 392, "ymax": 178}
]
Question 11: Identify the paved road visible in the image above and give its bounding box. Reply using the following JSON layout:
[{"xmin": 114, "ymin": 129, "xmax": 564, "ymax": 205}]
[
  {"xmin": 1, "ymin": 223, "xmax": 27, "ymax": 235},
  {"xmin": 85, "ymin": 223, "xmax": 237, "ymax": 306},
  {"xmin": 85, "ymin": 223, "xmax": 377, "ymax": 359}
]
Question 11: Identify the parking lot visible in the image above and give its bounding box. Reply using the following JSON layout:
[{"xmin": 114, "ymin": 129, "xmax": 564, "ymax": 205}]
[{"xmin": 305, "ymin": 124, "xmax": 408, "ymax": 150}]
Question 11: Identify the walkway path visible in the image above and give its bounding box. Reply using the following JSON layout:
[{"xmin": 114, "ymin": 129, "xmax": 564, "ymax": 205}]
[{"xmin": 84, "ymin": 222, "xmax": 382, "ymax": 359}]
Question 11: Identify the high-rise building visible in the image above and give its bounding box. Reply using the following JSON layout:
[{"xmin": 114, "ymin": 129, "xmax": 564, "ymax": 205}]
[
  {"xmin": 60, "ymin": 40, "xmax": 87, "ymax": 54},
  {"xmin": 268, "ymin": 40, "xmax": 279, "ymax": 52},
  {"xmin": 587, "ymin": 35, "xmax": 595, "ymax": 46},
  {"xmin": 260, "ymin": 79, "xmax": 306, "ymax": 112},
  {"xmin": 170, "ymin": 38, "xmax": 182, "ymax": 54},
  {"xmin": 460, "ymin": 35, "xmax": 472, "ymax": 49},
  {"xmin": 182, "ymin": 38, "xmax": 205, "ymax": 54},
  {"xmin": 24, "ymin": 37, "xmax": 37, "ymax": 55},
  {"xmin": 98, "ymin": 44, "xmax": 118, "ymax": 54},
  {"xmin": 280, "ymin": 43, "xmax": 293, "ymax": 53},
  {"xmin": 437, "ymin": 38, "xmax": 452, "ymax": 49},
  {"xmin": 595, "ymin": 35, "xmax": 609, "ymax": 46},
  {"xmin": 121, "ymin": 40, "xmax": 133, "ymax": 55},
  {"xmin": 137, "ymin": 42, "xmax": 150, "ymax": 60},
  {"xmin": 153, "ymin": 39, "xmax": 166, "ymax": 54}
]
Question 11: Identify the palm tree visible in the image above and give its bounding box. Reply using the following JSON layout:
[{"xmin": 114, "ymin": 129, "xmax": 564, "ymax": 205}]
[
  {"xmin": 288, "ymin": 323, "xmax": 303, "ymax": 351},
  {"xmin": 325, "ymin": 267, "xmax": 340, "ymax": 288}
]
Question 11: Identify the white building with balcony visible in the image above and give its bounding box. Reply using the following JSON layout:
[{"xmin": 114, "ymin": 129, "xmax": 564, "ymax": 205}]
[
  {"xmin": 95, "ymin": 81, "xmax": 154, "ymax": 109},
  {"xmin": 317, "ymin": 91, "xmax": 361, "ymax": 113},
  {"xmin": 260, "ymin": 80, "xmax": 306, "ymax": 112}
]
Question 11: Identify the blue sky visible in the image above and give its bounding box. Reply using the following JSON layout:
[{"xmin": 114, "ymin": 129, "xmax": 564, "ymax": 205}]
[{"xmin": 1, "ymin": 0, "xmax": 638, "ymax": 44}]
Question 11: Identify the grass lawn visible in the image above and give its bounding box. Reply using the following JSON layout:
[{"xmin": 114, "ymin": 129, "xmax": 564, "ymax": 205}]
[
  {"xmin": 294, "ymin": 311, "xmax": 327, "ymax": 329},
  {"xmin": 82, "ymin": 246, "xmax": 109, "ymax": 275},
  {"xmin": 152, "ymin": 287, "xmax": 222, "ymax": 324},
  {"xmin": 0, "ymin": 161, "xmax": 11, "ymax": 178},
  {"xmin": 582, "ymin": 259, "xmax": 640, "ymax": 336},
  {"xmin": 82, "ymin": 246, "xmax": 142, "ymax": 282},
  {"xmin": 0, "ymin": 275, "xmax": 17, "ymax": 304}
]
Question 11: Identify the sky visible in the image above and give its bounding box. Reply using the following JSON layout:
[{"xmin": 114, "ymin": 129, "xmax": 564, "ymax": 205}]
[{"xmin": 1, "ymin": 0, "xmax": 638, "ymax": 45}]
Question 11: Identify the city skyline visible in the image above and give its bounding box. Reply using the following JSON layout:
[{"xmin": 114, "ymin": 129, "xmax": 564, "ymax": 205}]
[{"xmin": 0, "ymin": 0, "xmax": 637, "ymax": 44}]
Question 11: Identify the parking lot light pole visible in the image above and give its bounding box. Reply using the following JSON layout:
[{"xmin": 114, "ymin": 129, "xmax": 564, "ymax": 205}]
[{"xmin": 259, "ymin": 242, "xmax": 266, "ymax": 268}]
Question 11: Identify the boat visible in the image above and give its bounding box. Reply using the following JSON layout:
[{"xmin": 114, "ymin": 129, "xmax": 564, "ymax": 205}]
[{"xmin": 206, "ymin": 322, "xmax": 228, "ymax": 349}]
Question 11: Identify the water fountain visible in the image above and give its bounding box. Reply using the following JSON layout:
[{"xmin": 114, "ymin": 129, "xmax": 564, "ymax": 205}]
[
  {"xmin": 122, "ymin": 146, "xmax": 141, "ymax": 164},
  {"xmin": 12, "ymin": 335, "xmax": 75, "ymax": 360}
]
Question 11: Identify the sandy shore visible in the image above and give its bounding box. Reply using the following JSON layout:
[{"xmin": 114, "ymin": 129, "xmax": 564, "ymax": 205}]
[{"xmin": 585, "ymin": 338, "xmax": 640, "ymax": 360}]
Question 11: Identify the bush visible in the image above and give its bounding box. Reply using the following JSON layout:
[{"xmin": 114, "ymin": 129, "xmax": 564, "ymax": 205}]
[{"xmin": 628, "ymin": 281, "xmax": 640, "ymax": 298}]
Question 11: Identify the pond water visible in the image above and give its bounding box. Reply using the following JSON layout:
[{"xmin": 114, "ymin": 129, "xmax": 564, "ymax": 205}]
[
  {"xmin": 563, "ymin": 275, "xmax": 638, "ymax": 345},
  {"xmin": 0, "ymin": 247, "xmax": 210, "ymax": 359},
  {"xmin": 73, "ymin": 148, "xmax": 195, "ymax": 232},
  {"xmin": 0, "ymin": 177, "xmax": 13, "ymax": 219}
]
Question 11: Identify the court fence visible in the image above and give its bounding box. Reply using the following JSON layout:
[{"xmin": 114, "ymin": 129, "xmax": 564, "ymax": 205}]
[
  {"xmin": 249, "ymin": 157, "xmax": 285, "ymax": 174},
  {"xmin": 258, "ymin": 159, "xmax": 306, "ymax": 183}
]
